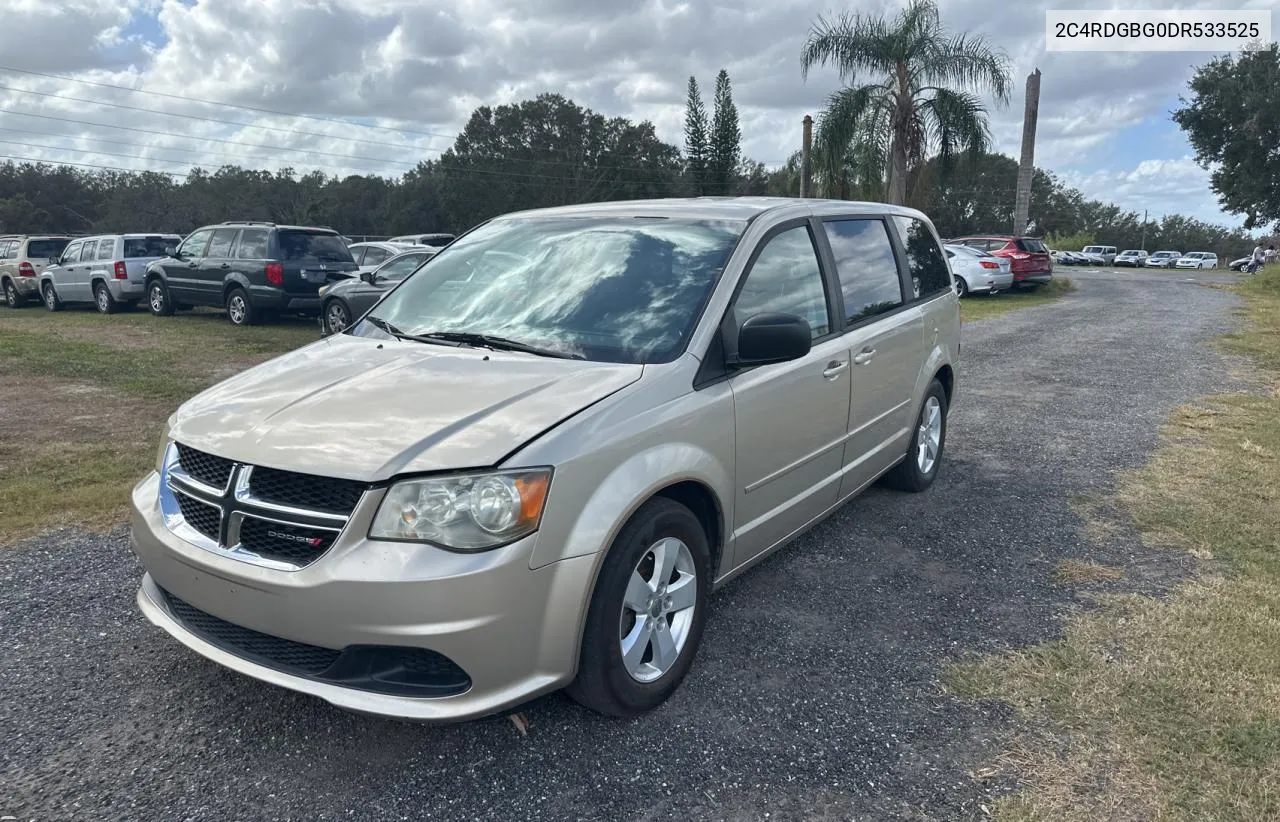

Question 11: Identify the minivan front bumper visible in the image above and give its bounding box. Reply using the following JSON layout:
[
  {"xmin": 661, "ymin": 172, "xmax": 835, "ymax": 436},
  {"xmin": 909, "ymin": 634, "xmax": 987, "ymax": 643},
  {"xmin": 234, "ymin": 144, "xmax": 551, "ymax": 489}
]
[{"xmin": 129, "ymin": 471, "xmax": 596, "ymax": 722}]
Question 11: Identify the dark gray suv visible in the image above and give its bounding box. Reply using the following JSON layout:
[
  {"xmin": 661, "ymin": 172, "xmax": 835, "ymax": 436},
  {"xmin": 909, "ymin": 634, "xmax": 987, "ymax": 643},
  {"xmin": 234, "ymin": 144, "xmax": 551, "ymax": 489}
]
[{"xmin": 145, "ymin": 221, "xmax": 358, "ymax": 325}]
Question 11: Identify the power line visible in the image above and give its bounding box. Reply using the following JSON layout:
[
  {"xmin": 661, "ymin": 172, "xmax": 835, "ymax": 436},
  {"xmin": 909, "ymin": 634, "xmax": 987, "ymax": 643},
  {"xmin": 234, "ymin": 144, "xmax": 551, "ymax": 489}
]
[
  {"xmin": 0, "ymin": 134, "xmax": 688, "ymax": 187},
  {"xmin": 0, "ymin": 107, "xmax": 418, "ymax": 167},
  {"xmin": 0, "ymin": 83, "xmax": 446, "ymax": 153},
  {"xmin": 0, "ymin": 126, "xmax": 421, "ymax": 175},
  {"xmin": 0, "ymin": 65, "xmax": 458, "ymax": 142},
  {"xmin": 0, "ymin": 152, "xmax": 188, "ymax": 178},
  {"xmin": 0, "ymin": 77, "xmax": 790, "ymax": 174}
]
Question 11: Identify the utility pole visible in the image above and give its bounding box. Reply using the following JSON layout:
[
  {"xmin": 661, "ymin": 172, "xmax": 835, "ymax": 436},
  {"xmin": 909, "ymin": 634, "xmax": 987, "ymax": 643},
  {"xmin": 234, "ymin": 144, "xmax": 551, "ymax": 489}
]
[
  {"xmin": 1140, "ymin": 209, "xmax": 1148, "ymax": 250},
  {"xmin": 800, "ymin": 115, "xmax": 813, "ymax": 198},
  {"xmin": 1013, "ymin": 68, "xmax": 1041, "ymax": 235}
]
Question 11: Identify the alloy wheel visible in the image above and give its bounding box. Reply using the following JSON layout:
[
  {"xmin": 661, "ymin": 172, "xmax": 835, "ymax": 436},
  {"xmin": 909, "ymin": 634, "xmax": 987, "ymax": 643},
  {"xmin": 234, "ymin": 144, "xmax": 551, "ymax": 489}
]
[
  {"xmin": 916, "ymin": 395, "xmax": 942, "ymax": 474},
  {"xmin": 618, "ymin": 537, "xmax": 697, "ymax": 683},
  {"xmin": 325, "ymin": 302, "xmax": 349, "ymax": 334},
  {"xmin": 149, "ymin": 284, "xmax": 164, "ymax": 313},
  {"xmin": 96, "ymin": 287, "xmax": 110, "ymax": 313},
  {"xmin": 228, "ymin": 294, "xmax": 247, "ymax": 324}
]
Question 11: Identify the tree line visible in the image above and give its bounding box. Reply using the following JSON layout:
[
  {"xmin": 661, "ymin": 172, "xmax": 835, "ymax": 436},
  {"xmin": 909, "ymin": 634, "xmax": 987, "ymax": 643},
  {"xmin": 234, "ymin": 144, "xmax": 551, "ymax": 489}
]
[{"xmin": 0, "ymin": 93, "xmax": 1261, "ymax": 262}]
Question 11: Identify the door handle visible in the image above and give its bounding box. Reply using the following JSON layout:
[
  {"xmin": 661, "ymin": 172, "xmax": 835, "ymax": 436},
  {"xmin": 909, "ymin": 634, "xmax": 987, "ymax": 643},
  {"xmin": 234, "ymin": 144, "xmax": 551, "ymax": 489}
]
[
  {"xmin": 822, "ymin": 360, "xmax": 849, "ymax": 379},
  {"xmin": 853, "ymin": 348, "xmax": 877, "ymax": 365},
  {"xmin": 187, "ymin": 261, "xmax": 200, "ymax": 268},
  {"xmin": 219, "ymin": 263, "xmax": 230, "ymax": 269}
]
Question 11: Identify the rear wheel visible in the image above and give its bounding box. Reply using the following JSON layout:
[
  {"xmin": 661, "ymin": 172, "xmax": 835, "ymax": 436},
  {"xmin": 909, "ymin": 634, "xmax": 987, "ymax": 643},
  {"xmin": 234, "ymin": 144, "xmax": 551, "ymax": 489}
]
[
  {"xmin": 147, "ymin": 279, "xmax": 174, "ymax": 316},
  {"xmin": 42, "ymin": 282, "xmax": 61, "ymax": 311},
  {"xmin": 4, "ymin": 280, "xmax": 23, "ymax": 308},
  {"xmin": 882, "ymin": 379, "xmax": 948, "ymax": 493},
  {"xmin": 567, "ymin": 497, "xmax": 711, "ymax": 717},
  {"xmin": 94, "ymin": 282, "xmax": 118, "ymax": 315},
  {"xmin": 225, "ymin": 287, "xmax": 258, "ymax": 326},
  {"xmin": 954, "ymin": 276, "xmax": 968, "ymax": 297}
]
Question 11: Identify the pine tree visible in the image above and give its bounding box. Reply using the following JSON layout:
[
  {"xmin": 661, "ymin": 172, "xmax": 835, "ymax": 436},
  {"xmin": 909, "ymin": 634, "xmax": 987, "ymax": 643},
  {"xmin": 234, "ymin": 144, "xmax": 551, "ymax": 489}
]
[
  {"xmin": 683, "ymin": 76, "xmax": 710, "ymax": 196},
  {"xmin": 710, "ymin": 69, "xmax": 741, "ymax": 196}
]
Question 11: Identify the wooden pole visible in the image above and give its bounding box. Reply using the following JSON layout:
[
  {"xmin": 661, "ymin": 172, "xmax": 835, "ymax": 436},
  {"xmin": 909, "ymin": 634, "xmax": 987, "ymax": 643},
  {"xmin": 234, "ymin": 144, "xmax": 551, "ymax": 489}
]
[
  {"xmin": 1013, "ymin": 68, "xmax": 1041, "ymax": 235},
  {"xmin": 800, "ymin": 115, "xmax": 813, "ymax": 198}
]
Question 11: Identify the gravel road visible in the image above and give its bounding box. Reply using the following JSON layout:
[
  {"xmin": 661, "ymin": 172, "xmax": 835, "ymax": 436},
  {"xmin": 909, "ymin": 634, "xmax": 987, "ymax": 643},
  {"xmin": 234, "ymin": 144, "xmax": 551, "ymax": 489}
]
[{"xmin": 0, "ymin": 269, "xmax": 1243, "ymax": 821}]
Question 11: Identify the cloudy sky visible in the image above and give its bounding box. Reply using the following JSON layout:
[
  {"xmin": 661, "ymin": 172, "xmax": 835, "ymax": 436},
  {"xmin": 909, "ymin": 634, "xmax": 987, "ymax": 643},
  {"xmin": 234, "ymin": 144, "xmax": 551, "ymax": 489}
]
[{"xmin": 0, "ymin": 0, "xmax": 1273, "ymax": 228}]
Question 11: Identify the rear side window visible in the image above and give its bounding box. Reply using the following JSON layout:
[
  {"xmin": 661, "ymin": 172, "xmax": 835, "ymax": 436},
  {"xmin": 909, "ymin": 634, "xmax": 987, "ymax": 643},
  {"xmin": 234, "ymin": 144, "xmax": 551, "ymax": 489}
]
[
  {"xmin": 278, "ymin": 231, "xmax": 353, "ymax": 263},
  {"xmin": 96, "ymin": 238, "xmax": 116, "ymax": 260},
  {"xmin": 236, "ymin": 229, "xmax": 270, "ymax": 260},
  {"xmin": 890, "ymin": 217, "xmax": 951, "ymax": 300},
  {"xmin": 822, "ymin": 219, "xmax": 903, "ymax": 324},
  {"xmin": 1017, "ymin": 238, "xmax": 1048, "ymax": 253},
  {"xmin": 206, "ymin": 229, "xmax": 239, "ymax": 258},
  {"xmin": 125, "ymin": 236, "xmax": 178, "ymax": 258},
  {"xmin": 26, "ymin": 239, "xmax": 70, "ymax": 259},
  {"xmin": 733, "ymin": 225, "xmax": 830, "ymax": 339},
  {"xmin": 379, "ymin": 253, "xmax": 431, "ymax": 281},
  {"xmin": 363, "ymin": 246, "xmax": 391, "ymax": 267}
]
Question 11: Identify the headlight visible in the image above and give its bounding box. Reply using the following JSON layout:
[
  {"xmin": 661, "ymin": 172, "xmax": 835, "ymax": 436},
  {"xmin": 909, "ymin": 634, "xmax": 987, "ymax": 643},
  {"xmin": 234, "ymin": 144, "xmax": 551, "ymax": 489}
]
[
  {"xmin": 369, "ymin": 468, "xmax": 552, "ymax": 551},
  {"xmin": 318, "ymin": 283, "xmax": 332, "ymax": 298}
]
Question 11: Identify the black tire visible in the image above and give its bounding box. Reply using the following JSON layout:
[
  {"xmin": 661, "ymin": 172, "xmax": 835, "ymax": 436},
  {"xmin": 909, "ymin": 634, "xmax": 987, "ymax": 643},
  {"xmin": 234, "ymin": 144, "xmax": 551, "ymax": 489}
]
[
  {"xmin": 954, "ymin": 277, "xmax": 968, "ymax": 297},
  {"xmin": 93, "ymin": 282, "xmax": 118, "ymax": 315},
  {"xmin": 882, "ymin": 379, "xmax": 948, "ymax": 493},
  {"xmin": 3, "ymin": 279, "xmax": 24, "ymax": 308},
  {"xmin": 322, "ymin": 299, "xmax": 351, "ymax": 336},
  {"xmin": 147, "ymin": 279, "xmax": 175, "ymax": 316},
  {"xmin": 225, "ymin": 287, "xmax": 258, "ymax": 326},
  {"xmin": 567, "ymin": 497, "xmax": 712, "ymax": 717},
  {"xmin": 41, "ymin": 281, "xmax": 61, "ymax": 312}
]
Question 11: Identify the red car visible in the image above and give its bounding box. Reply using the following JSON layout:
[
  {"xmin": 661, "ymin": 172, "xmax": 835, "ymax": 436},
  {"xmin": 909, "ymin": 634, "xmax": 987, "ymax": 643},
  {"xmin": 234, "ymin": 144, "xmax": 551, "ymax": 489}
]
[{"xmin": 947, "ymin": 235, "xmax": 1053, "ymax": 288}]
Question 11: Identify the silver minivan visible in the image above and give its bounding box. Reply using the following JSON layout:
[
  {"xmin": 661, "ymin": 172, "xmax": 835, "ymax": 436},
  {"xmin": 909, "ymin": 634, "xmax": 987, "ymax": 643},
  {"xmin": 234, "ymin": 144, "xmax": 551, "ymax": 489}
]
[
  {"xmin": 129, "ymin": 198, "xmax": 960, "ymax": 722},
  {"xmin": 41, "ymin": 234, "xmax": 181, "ymax": 313}
]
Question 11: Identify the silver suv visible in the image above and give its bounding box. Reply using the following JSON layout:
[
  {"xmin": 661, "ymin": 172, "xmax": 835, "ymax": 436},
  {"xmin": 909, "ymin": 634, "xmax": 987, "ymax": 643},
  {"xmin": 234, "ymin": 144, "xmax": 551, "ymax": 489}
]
[
  {"xmin": 129, "ymin": 198, "xmax": 960, "ymax": 722},
  {"xmin": 0, "ymin": 234, "xmax": 72, "ymax": 307},
  {"xmin": 40, "ymin": 234, "xmax": 181, "ymax": 313}
]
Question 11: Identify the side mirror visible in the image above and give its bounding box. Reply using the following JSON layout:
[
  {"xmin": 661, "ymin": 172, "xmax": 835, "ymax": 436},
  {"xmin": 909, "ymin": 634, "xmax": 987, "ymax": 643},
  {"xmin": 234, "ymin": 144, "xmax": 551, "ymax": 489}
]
[
  {"xmin": 732, "ymin": 312, "xmax": 812, "ymax": 367},
  {"xmin": 165, "ymin": 246, "xmax": 180, "ymax": 258},
  {"xmin": 360, "ymin": 270, "xmax": 376, "ymax": 284}
]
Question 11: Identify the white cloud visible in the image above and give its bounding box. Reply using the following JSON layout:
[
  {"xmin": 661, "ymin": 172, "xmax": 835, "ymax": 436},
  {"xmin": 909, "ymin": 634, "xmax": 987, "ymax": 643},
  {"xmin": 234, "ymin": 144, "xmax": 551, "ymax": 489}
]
[{"xmin": 0, "ymin": 0, "xmax": 1257, "ymax": 226}]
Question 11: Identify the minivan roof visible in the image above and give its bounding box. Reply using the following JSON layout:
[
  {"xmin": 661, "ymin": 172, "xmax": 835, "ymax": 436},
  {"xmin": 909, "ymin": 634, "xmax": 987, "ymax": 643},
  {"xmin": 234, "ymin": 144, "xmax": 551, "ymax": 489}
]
[{"xmin": 499, "ymin": 196, "xmax": 932, "ymax": 224}]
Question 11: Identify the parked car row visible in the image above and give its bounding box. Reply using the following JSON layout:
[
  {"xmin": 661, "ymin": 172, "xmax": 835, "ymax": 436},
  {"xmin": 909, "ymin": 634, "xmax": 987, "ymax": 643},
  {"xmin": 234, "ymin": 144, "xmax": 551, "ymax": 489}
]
[
  {"xmin": 942, "ymin": 234, "xmax": 1053, "ymax": 293},
  {"xmin": 2, "ymin": 222, "xmax": 452, "ymax": 326},
  {"xmin": 1049, "ymin": 247, "xmax": 1223, "ymax": 270}
]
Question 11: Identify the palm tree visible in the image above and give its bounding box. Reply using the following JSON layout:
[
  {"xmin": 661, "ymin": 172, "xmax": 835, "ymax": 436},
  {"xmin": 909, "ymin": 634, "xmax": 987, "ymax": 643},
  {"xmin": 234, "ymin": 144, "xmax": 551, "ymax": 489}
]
[{"xmin": 801, "ymin": 0, "xmax": 1012, "ymax": 205}]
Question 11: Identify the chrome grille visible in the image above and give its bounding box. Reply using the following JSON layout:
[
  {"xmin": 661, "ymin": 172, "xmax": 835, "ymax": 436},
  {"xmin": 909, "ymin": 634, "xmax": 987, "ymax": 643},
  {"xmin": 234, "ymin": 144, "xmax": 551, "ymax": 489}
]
[
  {"xmin": 174, "ymin": 493, "xmax": 221, "ymax": 541},
  {"xmin": 175, "ymin": 443, "xmax": 235, "ymax": 491},
  {"xmin": 160, "ymin": 443, "xmax": 367, "ymax": 570},
  {"xmin": 248, "ymin": 466, "xmax": 365, "ymax": 515}
]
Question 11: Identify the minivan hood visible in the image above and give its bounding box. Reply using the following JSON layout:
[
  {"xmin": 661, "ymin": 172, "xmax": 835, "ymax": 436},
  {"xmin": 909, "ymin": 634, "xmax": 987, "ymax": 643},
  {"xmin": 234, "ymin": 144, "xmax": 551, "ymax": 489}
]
[{"xmin": 169, "ymin": 334, "xmax": 643, "ymax": 480}]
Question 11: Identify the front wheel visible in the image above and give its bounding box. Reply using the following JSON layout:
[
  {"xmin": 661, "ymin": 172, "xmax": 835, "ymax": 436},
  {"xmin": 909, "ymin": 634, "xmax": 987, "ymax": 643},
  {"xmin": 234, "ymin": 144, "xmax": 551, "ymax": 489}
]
[
  {"xmin": 567, "ymin": 497, "xmax": 711, "ymax": 717},
  {"xmin": 147, "ymin": 279, "xmax": 175, "ymax": 316},
  {"xmin": 42, "ymin": 282, "xmax": 61, "ymax": 311},
  {"xmin": 882, "ymin": 379, "xmax": 948, "ymax": 492},
  {"xmin": 322, "ymin": 300, "xmax": 351, "ymax": 335}
]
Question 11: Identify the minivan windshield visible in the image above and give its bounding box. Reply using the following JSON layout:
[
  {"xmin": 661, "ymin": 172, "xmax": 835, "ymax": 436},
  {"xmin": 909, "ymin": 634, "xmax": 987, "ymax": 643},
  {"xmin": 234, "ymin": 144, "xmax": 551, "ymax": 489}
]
[{"xmin": 359, "ymin": 216, "xmax": 745, "ymax": 364}]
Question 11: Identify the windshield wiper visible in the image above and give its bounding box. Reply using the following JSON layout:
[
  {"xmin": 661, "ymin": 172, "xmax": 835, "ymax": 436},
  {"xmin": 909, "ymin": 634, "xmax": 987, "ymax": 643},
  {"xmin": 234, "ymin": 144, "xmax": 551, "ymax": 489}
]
[
  {"xmin": 413, "ymin": 331, "xmax": 584, "ymax": 360},
  {"xmin": 363, "ymin": 316, "xmax": 415, "ymax": 340}
]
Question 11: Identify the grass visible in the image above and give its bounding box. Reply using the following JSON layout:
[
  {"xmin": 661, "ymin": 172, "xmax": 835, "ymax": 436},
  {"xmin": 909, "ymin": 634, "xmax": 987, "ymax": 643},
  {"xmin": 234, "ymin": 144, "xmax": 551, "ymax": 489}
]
[
  {"xmin": 946, "ymin": 268, "xmax": 1280, "ymax": 820},
  {"xmin": 961, "ymin": 278, "xmax": 1076, "ymax": 323},
  {"xmin": 0, "ymin": 306, "xmax": 314, "ymax": 545}
]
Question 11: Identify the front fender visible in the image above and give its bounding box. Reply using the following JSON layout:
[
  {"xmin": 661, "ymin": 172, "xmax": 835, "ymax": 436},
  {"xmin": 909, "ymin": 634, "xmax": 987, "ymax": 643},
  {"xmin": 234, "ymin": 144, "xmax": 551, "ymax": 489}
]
[{"xmin": 532, "ymin": 441, "xmax": 733, "ymax": 572}]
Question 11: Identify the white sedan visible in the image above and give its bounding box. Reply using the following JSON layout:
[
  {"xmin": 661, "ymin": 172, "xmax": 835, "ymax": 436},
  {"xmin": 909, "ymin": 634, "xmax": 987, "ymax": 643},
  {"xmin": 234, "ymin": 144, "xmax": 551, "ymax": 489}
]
[{"xmin": 945, "ymin": 244, "xmax": 1014, "ymax": 296}]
